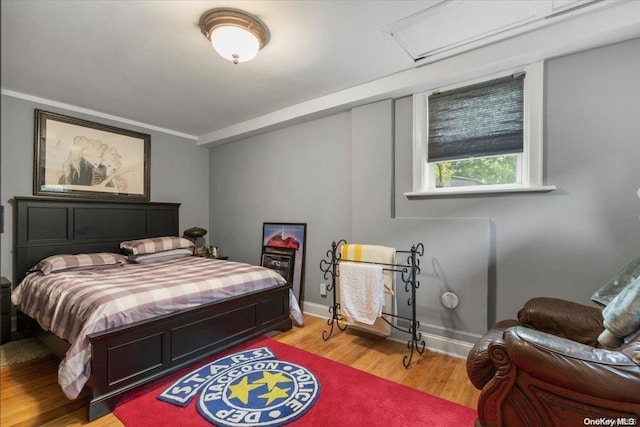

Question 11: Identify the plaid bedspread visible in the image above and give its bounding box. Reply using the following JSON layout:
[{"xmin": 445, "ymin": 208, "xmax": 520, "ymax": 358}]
[{"xmin": 11, "ymin": 257, "xmax": 288, "ymax": 400}]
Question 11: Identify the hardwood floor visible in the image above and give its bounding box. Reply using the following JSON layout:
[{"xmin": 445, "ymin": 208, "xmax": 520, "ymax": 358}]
[{"xmin": 0, "ymin": 315, "xmax": 480, "ymax": 426}]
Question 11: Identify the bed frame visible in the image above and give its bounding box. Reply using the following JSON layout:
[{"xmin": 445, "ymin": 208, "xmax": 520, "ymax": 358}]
[{"xmin": 13, "ymin": 196, "xmax": 292, "ymax": 421}]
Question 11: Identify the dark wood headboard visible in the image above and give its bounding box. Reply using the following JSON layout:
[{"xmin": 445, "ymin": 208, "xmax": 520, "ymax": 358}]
[{"xmin": 13, "ymin": 197, "xmax": 180, "ymax": 284}]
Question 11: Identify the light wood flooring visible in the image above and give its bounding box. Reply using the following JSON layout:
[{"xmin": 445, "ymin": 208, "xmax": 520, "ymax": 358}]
[{"xmin": 1, "ymin": 315, "xmax": 480, "ymax": 426}]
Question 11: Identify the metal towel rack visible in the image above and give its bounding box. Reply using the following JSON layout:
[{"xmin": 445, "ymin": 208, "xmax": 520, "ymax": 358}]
[{"xmin": 319, "ymin": 239, "xmax": 426, "ymax": 368}]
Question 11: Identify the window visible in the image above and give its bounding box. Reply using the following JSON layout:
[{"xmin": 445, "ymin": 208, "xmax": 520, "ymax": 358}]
[{"xmin": 407, "ymin": 61, "xmax": 554, "ymax": 197}]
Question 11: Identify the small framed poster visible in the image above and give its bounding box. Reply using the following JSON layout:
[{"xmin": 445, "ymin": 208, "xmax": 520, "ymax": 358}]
[
  {"xmin": 262, "ymin": 223, "xmax": 306, "ymax": 309},
  {"xmin": 261, "ymin": 246, "xmax": 296, "ymax": 284}
]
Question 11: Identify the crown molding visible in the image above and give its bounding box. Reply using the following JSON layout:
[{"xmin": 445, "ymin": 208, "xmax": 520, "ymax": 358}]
[{"xmin": 1, "ymin": 89, "xmax": 198, "ymax": 141}]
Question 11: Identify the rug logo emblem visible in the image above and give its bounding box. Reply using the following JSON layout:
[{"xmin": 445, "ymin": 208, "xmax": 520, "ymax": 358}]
[{"xmin": 158, "ymin": 347, "xmax": 320, "ymax": 426}]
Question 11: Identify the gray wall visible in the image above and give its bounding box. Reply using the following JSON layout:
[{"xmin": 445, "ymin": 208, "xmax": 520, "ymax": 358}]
[
  {"xmin": 351, "ymin": 100, "xmax": 490, "ymax": 341},
  {"xmin": 209, "ymin": 38, "xmax": 640, "ymax": 342},
  {"xmin": 395, "ymin": 37, "xmax": 640, "ymax": 323},
  {"xmin": 209, "ymin": 112, "xmax": 352, "ymax": 305},
  {"xmin": 209, "ymin": 101, "xmax": 491, "ymax": 343},
  {"xmin": 0, "ymin": 95, "xmax": 210, "ymax": 282}
]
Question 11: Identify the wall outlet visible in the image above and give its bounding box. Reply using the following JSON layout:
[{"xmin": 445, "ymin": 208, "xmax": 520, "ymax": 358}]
[{"xmin": 320, "ymin": 283, "xmax": 327, "ymax": 297}]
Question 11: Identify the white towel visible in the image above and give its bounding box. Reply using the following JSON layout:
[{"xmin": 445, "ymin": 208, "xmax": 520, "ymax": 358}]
[
  {"xmin": 340, "ymin": 244, "xmax": 396, "ymax": 336},
  {"xmin": 341, "ymin": 244, "xmax": 395, "ymax": 295},
  {"xmin": 339, "ymin": 262, "xmax": 385, "ymax": 325}
]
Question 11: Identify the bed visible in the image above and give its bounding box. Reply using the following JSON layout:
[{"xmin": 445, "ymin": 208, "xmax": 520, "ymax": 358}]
[{"xmin": 12, "ymin": 196, "xmax": 293, "ymax": 421}]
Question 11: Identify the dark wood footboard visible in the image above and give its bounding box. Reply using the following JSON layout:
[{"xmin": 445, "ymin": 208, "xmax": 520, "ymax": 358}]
[{"xmin": 88, "ymin": 283, "xmax": 291, "ymax": 421}]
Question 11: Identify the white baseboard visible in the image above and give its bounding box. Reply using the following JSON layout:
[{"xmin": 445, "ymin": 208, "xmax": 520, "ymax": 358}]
[
  {"xmin": 302, "ymin": 302, "xmax": 474, "ymax": 359},
  {"xmin": 303, "ymin": 301, "xmax": 334, "ymax": 319}
]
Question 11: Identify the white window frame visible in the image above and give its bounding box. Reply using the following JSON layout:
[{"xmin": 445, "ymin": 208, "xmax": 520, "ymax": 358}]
[{"xmin": 406, "ymin": 61, "xmax": 555, "ymax": 197}]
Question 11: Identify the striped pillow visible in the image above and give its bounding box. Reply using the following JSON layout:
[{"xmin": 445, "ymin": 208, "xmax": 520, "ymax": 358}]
[
  {"xmin": 120, "ymin": 236, "xmax": 194, "ymax": 256},
  {"xmin": 127, "ymin": 248, "xmax": 193, "ymax": 264},
  {"xmin": 30, "ymin": 253, "xmax": 127, "ymax": 275}
]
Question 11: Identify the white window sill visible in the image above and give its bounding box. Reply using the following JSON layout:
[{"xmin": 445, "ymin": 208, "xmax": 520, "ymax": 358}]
[{"xmin": 404, "ymin": 185, "xmax": 556, "ymax": 199}]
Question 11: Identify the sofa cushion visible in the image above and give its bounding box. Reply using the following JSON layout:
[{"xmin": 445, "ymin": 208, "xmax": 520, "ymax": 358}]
[{"xmin": 518, "ymin": 297, "xmax": 603, "ymax": 347}]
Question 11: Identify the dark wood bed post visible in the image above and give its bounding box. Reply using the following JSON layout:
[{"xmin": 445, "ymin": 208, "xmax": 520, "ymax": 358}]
[{"xmin": 13, "ymin": 196, "xmax": 292, "ymax": 421}]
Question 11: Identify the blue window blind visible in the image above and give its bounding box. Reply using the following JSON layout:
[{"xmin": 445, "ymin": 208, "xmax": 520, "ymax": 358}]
[{"xmin": 428, "ymin": 74, "xmax": 524, "ymax": 162}]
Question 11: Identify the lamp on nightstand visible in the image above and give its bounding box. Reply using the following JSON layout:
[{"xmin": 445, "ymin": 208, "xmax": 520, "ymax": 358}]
[{"xmin": 183, "ymin": 227, "xmax": 207, "ymax": 255}]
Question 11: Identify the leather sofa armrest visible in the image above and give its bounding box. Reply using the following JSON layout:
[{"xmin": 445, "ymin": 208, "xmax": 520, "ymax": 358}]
[
  {"xmin": 517, "ymin": 297, "xmax": 603, "ymax": 346},
  {"xmin": 466, "ymin": 319, "xmax": 520, "ymax": 389},
  {"xmin": 504, "ymin": 326, "xmax": 640, "ymax": 403},
  {"xmin": 621, "ymin": 339, "xmax": 640, "ymax": 366}
]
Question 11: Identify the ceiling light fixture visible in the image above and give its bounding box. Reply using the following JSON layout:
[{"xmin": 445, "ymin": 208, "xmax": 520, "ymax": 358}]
[{"xmin": 199, "ymin": 8, "xmax": 270, "ymax": 64}]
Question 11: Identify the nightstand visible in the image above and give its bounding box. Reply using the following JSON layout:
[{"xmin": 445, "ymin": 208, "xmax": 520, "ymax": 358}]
[{"xmin": 1, "ymin": 277, "xmax": 11, "ymax": 344}]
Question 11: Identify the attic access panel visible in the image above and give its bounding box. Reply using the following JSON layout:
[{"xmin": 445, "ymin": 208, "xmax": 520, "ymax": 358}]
[{"xmin": 381, "ymin": 0, "xmax": 598, "ymax": 63}]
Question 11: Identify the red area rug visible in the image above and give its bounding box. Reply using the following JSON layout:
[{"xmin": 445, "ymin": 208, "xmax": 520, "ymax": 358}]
[{"xmin": 113, "ymin": 336, "xmax": 477, "ymax": 426}]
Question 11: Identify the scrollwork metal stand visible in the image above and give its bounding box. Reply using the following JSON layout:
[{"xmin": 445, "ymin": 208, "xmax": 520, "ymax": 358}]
[
  {"xmin": 319, "ymin": 240, "xmax": 426, "ymax": 368},
  {"xmin": 399, "ymin": 243, "xmax": 426, "ymax": 368},
  {"xmin": 319, "ymin": 239, "xmax": 348, "ymax": 341}
]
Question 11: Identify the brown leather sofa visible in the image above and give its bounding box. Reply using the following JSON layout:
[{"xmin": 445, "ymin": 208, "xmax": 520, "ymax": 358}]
[{"xmin": 467, "ymin": 297, "xmax": 640, "ymax": 427}]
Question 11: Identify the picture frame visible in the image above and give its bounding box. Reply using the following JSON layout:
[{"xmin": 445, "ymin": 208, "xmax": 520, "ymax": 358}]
[
  {"xmin": 261, "ymin": 246, "xmax": 296, "ymax": 284},
  {"xmin": 33, "ymin": 109, "xmax": 150, "ymax": 201},
  {"xmin": 262, "ymin": 223, "xmax": 307, "ymax": 309}
]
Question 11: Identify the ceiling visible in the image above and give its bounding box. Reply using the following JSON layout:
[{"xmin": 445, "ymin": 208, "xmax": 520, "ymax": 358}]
[
  {"xmin": 1, "ymin": 0, "xmax": 437, "ymax": 141},
  {"xmin": 3, "ymin": 1, "xmax": 639, "ymax": 147}
]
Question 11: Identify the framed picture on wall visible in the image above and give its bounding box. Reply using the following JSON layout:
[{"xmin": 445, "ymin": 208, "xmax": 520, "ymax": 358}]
[
  {"xmin": 262, "ymin": 222, "xmax": 307, "ymax": 309},
  {"xmin": 33, "ymin": 109, "xmax": 150, "ymax": 201},
  {"xmin": 261, "ymin": 246, "xmax": 296, "ymax": 284}
]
